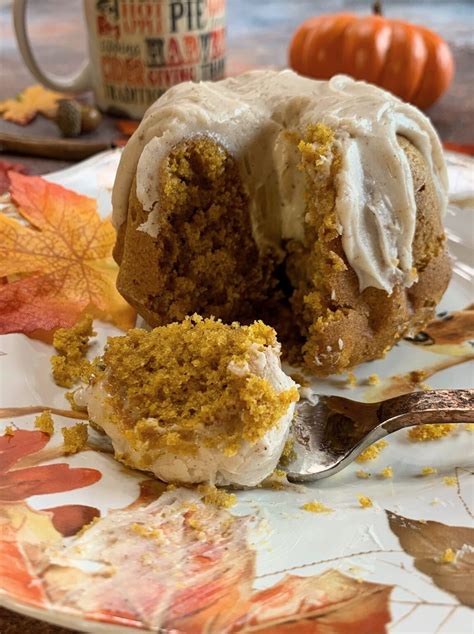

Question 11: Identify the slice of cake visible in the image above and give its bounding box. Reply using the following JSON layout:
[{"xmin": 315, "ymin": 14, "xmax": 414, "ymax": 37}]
[
  {"xmin": 112, "ymin": 70, "xmax": 451, "ymax": 376},
  {"xmin": 76, "ymin": 316, "xmax": 299, "ymax": 487}
]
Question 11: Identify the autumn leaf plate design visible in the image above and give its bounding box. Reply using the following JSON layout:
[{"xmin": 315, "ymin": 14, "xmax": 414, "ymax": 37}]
[{"xmin": 0, "ymin": 149, "xmax": 473, "ymax": 634}]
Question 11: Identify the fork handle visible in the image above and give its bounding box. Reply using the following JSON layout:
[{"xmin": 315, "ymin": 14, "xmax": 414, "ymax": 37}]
[{"xmin": 379, "ymin": 389, "xmax": 474, "ymax": 434}]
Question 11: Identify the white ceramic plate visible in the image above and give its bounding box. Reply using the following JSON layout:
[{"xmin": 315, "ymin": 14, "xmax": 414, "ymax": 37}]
[{"xmin": 0, "ymin": 149, "xmax": 473, "ymax": 634}]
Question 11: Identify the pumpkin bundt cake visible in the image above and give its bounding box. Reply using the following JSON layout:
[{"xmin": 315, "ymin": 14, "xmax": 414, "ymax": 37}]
[{"xmin": 112, "ymin": 70, "xmax": 451, "ymax": 376}]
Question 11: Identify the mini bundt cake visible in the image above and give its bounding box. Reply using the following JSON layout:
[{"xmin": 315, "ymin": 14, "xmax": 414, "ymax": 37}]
[{"xmin": 112, "ymin": 70, "xmax": 451, "ymax": 376}]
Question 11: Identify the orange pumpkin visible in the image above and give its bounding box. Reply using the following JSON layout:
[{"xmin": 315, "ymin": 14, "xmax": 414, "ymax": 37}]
[{"xmin": 288, "ymin": 1, "xmax": 454, "ymax": 109}]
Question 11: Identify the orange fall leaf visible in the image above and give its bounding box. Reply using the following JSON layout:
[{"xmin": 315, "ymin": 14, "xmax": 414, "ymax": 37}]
[
  {"xmin": 114, "ymin": 119, "xmax": 140, "ymax": 147},
  {"xmin": 116, "ymin": 119, "xmax": 140, "ymax": 137},
  {"xmin": 442, "ymin": 141, "xmax": 474, "ymax": 156},
  {"xmin": 0, "ymin": 84, "xmax": 67, "ymax": 125},
  {"xmin": 0, "ymin": 172, "xmax": 135, "ymax": 335}
]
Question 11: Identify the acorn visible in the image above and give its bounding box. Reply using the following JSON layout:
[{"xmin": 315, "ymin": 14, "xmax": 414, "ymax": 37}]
[
  {"xmin": 56, "ymin": 100, "xmax": 102, "ymax": 137},
  {"xmin": 56, "ymin": 99, "xmax": 82, "ymax": 137},
  {"xmin": 80, "ymin": 105, "xmax": 102, "ymax": 132}
]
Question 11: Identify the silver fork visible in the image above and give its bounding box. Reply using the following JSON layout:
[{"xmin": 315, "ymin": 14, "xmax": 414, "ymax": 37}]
[{"xmin": 284, "ymin": 389, "xmax": 474, "ymax": 482}]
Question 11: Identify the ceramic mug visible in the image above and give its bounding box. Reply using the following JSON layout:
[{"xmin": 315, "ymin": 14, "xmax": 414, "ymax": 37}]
[{"xmin": 13, "ymin": 0, "xmax": 226, "ymax": 119}]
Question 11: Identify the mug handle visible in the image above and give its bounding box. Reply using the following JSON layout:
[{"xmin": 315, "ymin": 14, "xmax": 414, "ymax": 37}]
[{"xmin": 13, "ymin": 0, "xmax": 93, "ymax": 93}]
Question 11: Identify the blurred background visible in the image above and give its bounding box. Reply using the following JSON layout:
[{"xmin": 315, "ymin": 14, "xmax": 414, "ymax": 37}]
[{"xmin": 0, "ymin": 0, "xmax": 473, "ymax": 172}]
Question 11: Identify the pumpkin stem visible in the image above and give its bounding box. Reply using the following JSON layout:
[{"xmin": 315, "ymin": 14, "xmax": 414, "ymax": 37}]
[{"xmin": 372, "ymin": 1, "xmax": 383, "ymax": 15}]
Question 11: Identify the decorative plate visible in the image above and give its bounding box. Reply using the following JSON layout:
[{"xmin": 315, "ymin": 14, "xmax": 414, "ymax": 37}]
[{"xmin": 0, "ymin": 149, "xmax": 473, "ymax": 634}]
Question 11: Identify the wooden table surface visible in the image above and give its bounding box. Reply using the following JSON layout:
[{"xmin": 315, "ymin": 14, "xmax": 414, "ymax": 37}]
[{"xmin": 0, "ymin": 0, "xmax": 473, "ymax": 631}]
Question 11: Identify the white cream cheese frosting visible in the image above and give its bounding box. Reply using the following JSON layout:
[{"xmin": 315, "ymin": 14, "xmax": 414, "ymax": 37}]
[
  {"xmin": 112, "ymin": 69, "xmax": 448, "ymax": 294},
  {"xmin": 75, "ymin": 340, "xmax": 297, "ymax": 488}
]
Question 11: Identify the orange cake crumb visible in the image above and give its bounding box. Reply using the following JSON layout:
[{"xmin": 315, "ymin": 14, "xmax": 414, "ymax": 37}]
[
  {"xmin": 197, "ymin": 484, "xmax": 237, "ymax": 509},
  {"xmin": 75, "ymin": 515, "xmax": 101, "ymax": 537},
  {"xmin": 267, "ymin": 481, "xmax": 286, "ymax": 491},
  {"xmin": 356, "ymin": 470, "xmax": 371, "ymax": 479},
  {"xmin": 408, "ymin": 370, "xmax": 429, "ymax": 384},
  {"xmin": 346, "ymin": 372, "xmax": 357, "ymax": 387},
  {"xmin": 289, "ymin": 372, "xmax": 310, "ymax": 387},
  {"xmin": 440, "ymin": 548, "xmax": 457, "ymax": 563},
  {"xmin": 279, "ymin": 437, "xmax": 297, "ymax": 467},
  {"xmin": 34, "ymin": 410, "xmax": 54, "ymax": 435},
  {"xmin": 130, "ymin": 523, "xmax": 164, "ymax": 541},
  {"xmin": 51, "ymin": 314, "xmax": 95, "ymax": 388},
  {"xmin": 302, "ymin": 500, "xmax": 333, "ymax": 513},
  {"xmin": 420, "ymin": 466, "xmax": 438, "ymax": 476},
  {"xmin": 358, "ymin": 495, "xmax": 373, "ymax": 508},
  {"xmin": 355, "ymin": 440, "xmax": 388, "ymax": 464},
  {"xmin": 380, "ymin": 466, "xmax": 393, "ymax": 479},
  {"xmin": 367, "ymin": 374, "xmax": 380, "ymax": 385},
  {"xmin": 261, "ymin": 473, "xmax": 286, "ymax": 490},
  {"xmin": 62, "ymin": 423, "xmax": 88, "ymax": 455},
  {"xmin": 443, "ymin": 476, "xmax": 457, "ymax": 487},
  {"xmin": 3, "ymin": 425, "xmax": 14, "ymax": 436},
  {"xmin": 408, "ymin": 424, "xmax": 455, "ymax": 441},
  {"xmin": 187, "ymin": 515, "xmax": 207, "ymax": 539}
]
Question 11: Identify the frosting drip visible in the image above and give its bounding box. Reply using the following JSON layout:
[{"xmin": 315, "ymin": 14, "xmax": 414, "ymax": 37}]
[{"xmin": 112, "ymin": 70, "xmax": 448, "ymax": 293}]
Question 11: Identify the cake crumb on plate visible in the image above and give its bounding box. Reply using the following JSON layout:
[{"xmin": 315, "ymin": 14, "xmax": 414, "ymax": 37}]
[
  {"xmin": 355, "ymin": 440, "xmax": 388, "ymax": 464},
  {"xmin": 280, "ymin": 437, "xmax": 297, "ymax": 466},
  {"xmin": 408, "ymin": 423, "xmax": 455, "ymax": 441},
  {"xmin": 51, "ymin": 314, "xmax": 95, "ymax": 388},
  {"xmin": 358, "ymin": 495, "xmax": 373, "ymax": 508},
  {"xmin": 440, "ymin": 548, "xmax": 457, "ymax": 563},
  {"xmin": 367, "ymin": 374, "xmax": 380, "ymax": 385},
  {"xmin": 420, "ymin": 466, "xmax": 438, "ymax": 476},
  {"xmin": 197, "ymin": 484, "xmax": 237, "ymax": 509},
  {"xmin": 346, "ymin": 372, "xmax": 357, "ymax": 387},
  {"xmin": 443, "ymin": 476, "xmax": 457, "ymax": 487},
  {"xmin": 62, "ymin": 423, "xmax": 88, "ymax": 455},
  {"xmin": 302, "ymin": 501, "xmax": 333, "ymax": 513},
  {"xmin": 34, "ymin": 410, "xmax": 54, "ymax": 435}
]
